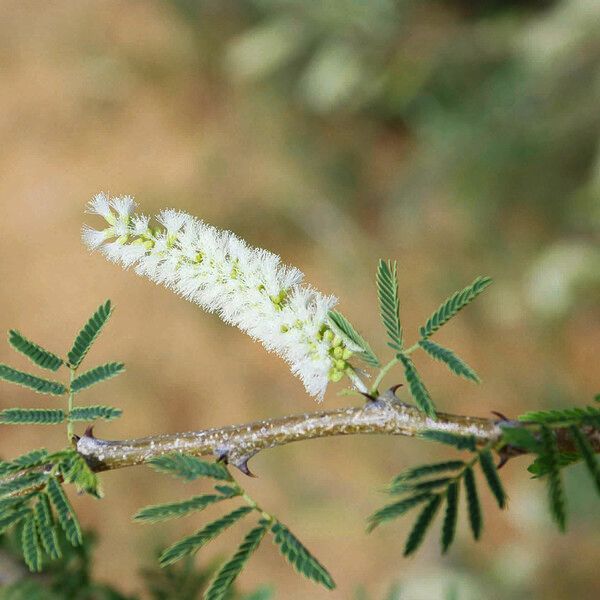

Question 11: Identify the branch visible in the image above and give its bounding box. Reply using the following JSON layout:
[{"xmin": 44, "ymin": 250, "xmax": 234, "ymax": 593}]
[{"xmin": 74, "ymin": 396, "xmax": 600, "ymax": 476}]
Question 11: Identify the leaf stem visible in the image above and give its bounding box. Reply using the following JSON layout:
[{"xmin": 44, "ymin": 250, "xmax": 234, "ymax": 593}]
[
  {"xmin": 370, "ymin": 357, "xmax": 399, "ymax": 394},
  {"xmin": 67, "ymin": 368, "xmax": 75, "ymax": 444}
]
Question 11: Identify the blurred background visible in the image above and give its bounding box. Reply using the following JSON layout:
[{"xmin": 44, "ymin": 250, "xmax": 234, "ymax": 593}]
[{"xmin": 0, "ymin": 0, "xmax": 599, "ymax": 598}]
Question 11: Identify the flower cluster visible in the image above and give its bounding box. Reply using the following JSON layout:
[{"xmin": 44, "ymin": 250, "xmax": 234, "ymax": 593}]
[{"xmin": 82, "ymin": 193, "xmax": 360, "ymax": 400}]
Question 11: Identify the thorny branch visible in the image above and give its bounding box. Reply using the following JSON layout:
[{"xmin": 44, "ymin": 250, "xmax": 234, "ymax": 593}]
[{"xmin": 70, "ymin": 390, "xmax": 600, "ymax": 477}]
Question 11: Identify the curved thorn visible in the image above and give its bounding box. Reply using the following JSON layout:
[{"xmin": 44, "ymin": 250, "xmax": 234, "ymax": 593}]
[
  {"xmin": 359, "ymin": 391, "xmax": 377, "ymax": 403},
  {"xmin": 491, "ymin": 411, "xmax": 510, "ymax": 422},
  {"xmin": 235, "ymin": 458, "xmax": 257, "ymax": 478},
  {"xmin": 83, "ymin": 426, "xmax": 95, "ymax": 439}
]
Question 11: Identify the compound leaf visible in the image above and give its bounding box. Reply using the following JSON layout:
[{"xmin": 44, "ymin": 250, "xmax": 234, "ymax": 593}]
[
  {"xmin": 419, "ymin": 339, "xmax": 480, "ymax": 383},
  {"xmin": 463, "ymin": 467, "xmax": 481, "ymax": 540},
  {"xmin": 148, "ymin": 454, "xmax": 232, "ymax": 482},
  {"xmin": 327, "ymin": 310, "xmax": 380, "ymax": 367},
  {"xmin": 403, "ymin": 494, "xmax": 442, "ymax": 556},
  {"xmin": 420, "ymin": 276, "xmax": 492, "ymax": 339},
  {"xmin": 540, "ymin": 426, "xmax": 567, "ymax": 531},
  {"xmin": 8, "ymin": 330, "xmax": 63, "ymax": 371},
  {"xmin": 21, "ymin": 511, "xmax": 43, "ymax": 572},
  {"xmin": 367, "ymin": 493, "xmax": 433, "ymax": 532},
  {"xmin": 67, "ymin": 300, "xmax": 112, "ymax": 368},
  {"xmin": 70, "ymin": 362, "xmax": 124, "ymax": 393},
  {"xmin": 0, "ymin": 408, "xmax": 65, "ymax": 425},
  {"xmin": 377, "ymin": 260, "xmax": 403, "ymax": 351},
  {"xmin": 159, "ymin": 506, "xmax": 253, "ymax": 567},
  {"xmin": 420, "ymin": 431, "xmax": 476, "ymax": 452},
  {"xmin": 68, "ymin": 406, "xmax": 122, "ymax": 422},
  {"xmin": 34, "ymin": 494, "xmax": 61, "ymax": 561},
  {"xmin": 46, "ymin": 477, "xmax": 82, "ymax": 546},
  {"xmin": 134, "ymin": 494, "xmax": 228, "ymax": 523},
  {"xmin": 479, "ymin": 450, "xmax": 506, "ymax": 509},
  {"xmin": 399, "ymin": 354, "xmax": 436, "ymax": 418},
  {"xmin": 0, "ymin": 365, "xmax": 66, "ymax": 395},
  {"xmin": 441, "ymin": 481, "xmax": 459, "ymax": 553},
  {"xmin": 270, "ymin": 521, "xmax": 335, "ymax": 590},
  {"xmin": 204, "ymin": 522, "xmax": 268, "ymax": 600}
]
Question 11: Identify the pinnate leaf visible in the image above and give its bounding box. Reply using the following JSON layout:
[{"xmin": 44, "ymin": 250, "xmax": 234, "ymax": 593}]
[
  {"xmin": 204, "ymin": 522, "xmax": 268, "ymax": 600},
  {"xmin": 0, "ymin": 365, "xmax": 66, "ymax": 395},
  {"xmin": 70, "ymin": 362, "xmax": 124, "ymax": 392},
  {"xmin": 8, "ymin": 330, "xmax": 63, "ymax": 371},
  {"xmin": 270, "ymin": 521, "xmax": 335, "ymax": 590},
  {"xmin": 418, "ymin": 339, "xmax": 480, "ymax": 383},
  {"xmin": 420, "ymin": 276, "xmax": 492, "ymax": 339},
  {"xmin": 67, "ymin": 300, "xmax": 112, "ymax": 368}
]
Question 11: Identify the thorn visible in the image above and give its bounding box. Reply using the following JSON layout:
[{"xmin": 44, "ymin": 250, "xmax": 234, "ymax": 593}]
[
  {"xmin": 491, "ymin": 411, "xmax": 510, "ymax": 422},
  {"xmin": 359, "ymin": 391, "xmax": 377, "ymax": 403},
  {"xmin": 72, "ymin": 434, "xmax": 80, "ymax": 443},
  {"xmin": 497, "ymin": 454, "xmax": 509, "ymax": 470},
  {"xmin": 83, "ymin": 426, "xmax": 95, "ymax": 439},
  {"xmin": 388, "ymin": 383, "xmax": 403, "ymax": 396},
  {"xmin": 235, "ymin": 458, "xmax": 257, "ymax": 478},
  {"xmin": 216, "ymin": 452, "xmax": 229, "ymax": 464}
]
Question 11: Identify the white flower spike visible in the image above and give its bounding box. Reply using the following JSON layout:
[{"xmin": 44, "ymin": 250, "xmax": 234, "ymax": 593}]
[{"xmin": 82, "ymin": 193, "xmax": 362, "ymax": 401}]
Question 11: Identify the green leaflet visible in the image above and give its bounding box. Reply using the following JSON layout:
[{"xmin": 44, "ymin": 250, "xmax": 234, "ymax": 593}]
[
  {"xmin": 0, "ymin": 365, "xmax": 66, "ymax": 395},
  {"xmin": 418, "ymin": 339, "xmax": 480, "ymax": 383},
  {"xmin": 148, "ymin": 454, "xmax": 232, "ymax": 482},
  {"xmin": 327, "ymin": 310, "xmax": 380, "ymax": 367},
  {"xmin": 420, "ymin": 431, "xmax": 476, "ymax": 452},
  {"xmin": 569, "ymin": 426, "xmax": 600, "ymax": 495},
  {"xmin": 390, "ymin": 477, "xmax": 453, "ymax": 495},
  {"xmin": 21, "ymin": 511, "xmax": 43, "ymax": 572},
  {"xmin": 67, "ymin": 300, "xmax": 112, "ymax": 368},
  {"xmin": 204, "ymin": 522, "xmax": 269, "ymax": 600},
  {"xmin": 70, "ymin": 362, "xmax": 125, "ymax": 392},
  {"xmin": 478, "ymin": 450, "xmax": 506, "ymax": 509},
  {"xmin": 463, "ymin": 467, "xmax": 481, "ymax": 540},
  {"xmin": 134, "ymin": 494, "xmax": 228, "ymax": 523},
  {"xmin": 403, "ymin": 494, "xmax": 442, "ymax": 556},
  {"xmin": 540, "ymin": 426, "xmax": 567, "ymax": 531},
  {"xmin": 518, "ymin": 406, "xmax": 600, "ymax": 425},
  {"xmin": 0, "ymin": 408, "xmax": 65, "ymax": 425},
  {"xmin": 419, "ymin": 276, "xmax": 492, "ymax": 339},
  {"xmin": 8, "ymin": 330, "xmax": 63, "ymax": 371},
  {"xmin": 34, "ymin": 494, "xmax": 62, "ymax": 561},
  {"xmin": 46, "ymin": 477, "xmax": 82, "ymax": 546},
  {"xmin": 441, "ymin": 481, "xmax": 459, "ymax": 553},
  {"xmin": 377, "ymin": 260, "xmax": 403, "ymax": 351},
  {"xmin": 270, "ymin": 521, "xmax": 335, "ymax": 590},
  {"xmin": 0, "ymin": 449, "xmax": 49, "ymax": 478},
  {"xmin": 0, "ymin": 471, "xmax": 48, "ymax": 497},
  {"xmin": 398, "ymin": 354, "xmax": 436, "ymax": 418},
  {"xmin": 0, "ymin": 507, "xmax": 30, "ymax": 535},
  {"xmin": 527, "ymin": 452, "xmax": 580, "ymax": 478},
  {"xmin": 68, "ymin": 405, "xmax": 122, "ymax": 422},
  {"xmin": 367, "ymin": 492, "xmax": 433, "ymax": 532},
  {"xmin": 159, "ymin": 505, "xmax": 253, "ymax": 567},
  {"xmin": 390, "ymin": 461, "xmax": 465, "ymax": 488}
]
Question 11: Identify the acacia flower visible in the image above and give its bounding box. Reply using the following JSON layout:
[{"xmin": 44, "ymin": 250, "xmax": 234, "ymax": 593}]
[{"xmin": 82, "ymin": 193, "xmax": 362, "ymax": 400}]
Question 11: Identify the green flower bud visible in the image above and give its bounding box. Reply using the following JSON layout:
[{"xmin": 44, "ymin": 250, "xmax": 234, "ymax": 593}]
[
  {"xmin": 332, "ymin": 335, "xmax": 342, "ymax": 348},
  {"xmin": 328, "ymin": 368, "xmax": 343, "ymax": 383},
  {"xmin": 332, "ymin": 346, "xmax": 344, "ymax": 359},
  {"xmin": 342, "ymin": 348, "xmax": 353, "ymax": 360},
  {"xmin": 323, "ymin": 330, "xmax": 334, "ymax": 342},
  {"xmin": 335, "ymin": 359, "xmax": 346, "ymax": 371}
]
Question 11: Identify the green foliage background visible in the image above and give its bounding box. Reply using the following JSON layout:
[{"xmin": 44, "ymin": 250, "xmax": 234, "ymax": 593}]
[{"xmin": 0, "ymin": 0, "xmax": 599, "ymax": 598}]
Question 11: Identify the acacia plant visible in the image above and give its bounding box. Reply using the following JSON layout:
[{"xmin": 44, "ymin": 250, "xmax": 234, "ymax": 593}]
[{"xmin": 1, "ymin": 194, "xmax": 599, "ymax": 598}]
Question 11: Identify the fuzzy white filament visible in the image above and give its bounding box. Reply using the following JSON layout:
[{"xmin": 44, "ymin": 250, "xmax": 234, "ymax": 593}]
[{"xmin": 82, "ymin": 193, "xmax": 360, "ymax": 401}]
